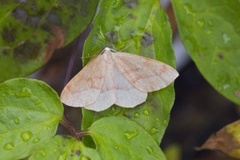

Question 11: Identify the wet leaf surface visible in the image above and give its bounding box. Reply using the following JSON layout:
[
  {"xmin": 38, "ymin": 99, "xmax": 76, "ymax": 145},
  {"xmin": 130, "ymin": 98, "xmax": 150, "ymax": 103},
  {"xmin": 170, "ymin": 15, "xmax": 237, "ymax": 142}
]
[
  {"xmin": 89, "ymin": 116, "xmax": 166, "ymax": 160},
  {"xmin": 172, "ymin": 0, "xmax": 240, "ymax": 104},
  {"xmin": 0, "ymin": 78, "xmax": 63, "ymax": 159},
  {"xmin": 29, "ymin": 135, "xmax": 101, "ymax": 160}
]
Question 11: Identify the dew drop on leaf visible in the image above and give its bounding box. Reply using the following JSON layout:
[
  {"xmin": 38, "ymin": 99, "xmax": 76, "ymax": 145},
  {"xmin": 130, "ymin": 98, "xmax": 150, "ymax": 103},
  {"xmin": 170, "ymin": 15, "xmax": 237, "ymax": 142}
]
[
  {"xmin": 80, "ymin": 155, "xmax": 90, "ymax": 160},
  {"xmin": 14, "ymin": 118, "xmax": 20, "ymax": 125},
  {"xmin": 155, "ymin": 117, "xmax": 160, "ymax": 122},
  {"xmin": 124, "ymin": 130, "xmax": 139, "ymax": 140},
  {"xmin": 114, "ymin": 145, "xmax": 119, "ymax": 150},
  {"xmin": 162, "ymin": 120, "xmax": 168, "ymax": 126},
  {"xmin": 16, "ymin": 87, "xmax": 31, "ymax": 98},
  {"xmin": 146, "ymin": 146, "xmax": 154, "ymax": 154},
  {"xmin": 143, "ymin": 109, "xmax": 149, "ymax": 116},
  {"xmin": 134, "ymin": 112, "xmax": 140, "ymax": 118},
  {"xmin": 3, "ymin": 142, "xmax": 14, "ymax": 150},
  {"xmin": 207, "ymin": 19, "xmax": 213, "ymax": 27},
  {"xmin": 32, "ymin": 138, "xmax": 40, "ymax": 143},
  {"xmin": 150, "ymin": 127, "xmax": 159, "ymax": 135},
  {"xmin": 35, "ymin": 99, "xmax": 42, "ymax": 105},
  {"xmin": 221, "ymin": 32, "xmax": 231, "ymax": 43},
  {"xmin": 196, "ymin": 19, "xmax": 204, "ymax": 27},
  {"xmin": 40, "ymin": 149, "xmax": 46, "ymax": 157},
  {"xmin": 21, "ymin": 131, "xmax": 33, "ymax": 142},
  {"xmin": 183, "ymin": 4, "xmax": 196, "ymax": 16},
  {"xmin": 58, "ymin": 152, "xmax": 67, "ymax": 160}
]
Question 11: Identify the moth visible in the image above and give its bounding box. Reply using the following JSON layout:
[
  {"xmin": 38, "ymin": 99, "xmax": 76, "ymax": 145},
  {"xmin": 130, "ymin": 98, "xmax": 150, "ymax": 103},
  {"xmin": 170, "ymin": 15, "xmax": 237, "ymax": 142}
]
[{"xmin": 60, "ymin": 47, "xmax": 178, "ymax": 111}]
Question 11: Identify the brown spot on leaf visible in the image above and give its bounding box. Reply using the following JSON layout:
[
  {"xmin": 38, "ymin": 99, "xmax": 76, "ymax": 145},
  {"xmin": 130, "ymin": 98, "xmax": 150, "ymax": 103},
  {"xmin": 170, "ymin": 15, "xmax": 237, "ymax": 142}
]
[
  {"xmin": 2, "ymin": 27, "xmax": 16, "ymax": 43},
  {"xmin": 234, "ymin": 90, "xmax": 240, "ymax": 99},
  {"xmin": 2, "ymin": 49, "xmax": 10, "ymax": 56},
  {"xmin": 12, "ymin": 8, "xmax": 28, "ymax": 23},
  {"xmin": 217, "ymin": 53, "xmax": 224, "ymax": 60},
  {"xmin": 44, "ymin": 26, "xmax": 64, "ymax": 62},
  {"xmin": 14, "ymin": 41, "xmax": 41, "ymax": 63}
]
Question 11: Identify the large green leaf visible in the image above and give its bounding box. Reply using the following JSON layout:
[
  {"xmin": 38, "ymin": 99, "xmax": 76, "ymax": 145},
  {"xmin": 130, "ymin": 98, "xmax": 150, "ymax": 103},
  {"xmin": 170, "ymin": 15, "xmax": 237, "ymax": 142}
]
[
  {"xmin": 172, "ymin": 0, "xmax": 240, "ymax": 104},
  {"xmin": 0, "ymin": 0, "xmax": 98, "ymax": 82},
  {"xmin": 29, "ymin": 135, "xmax": 101, "ymax": 160},
  {"xmin": 89, "ymin": 116, "xmax": 166, "ymax": 160},
  {"xmin": 82, "ymin": 0, "xmax": 176, "ymax": 146},
  {"xmin": 0, "ymin": 78, "xmax": 63, "ymax": 159}
]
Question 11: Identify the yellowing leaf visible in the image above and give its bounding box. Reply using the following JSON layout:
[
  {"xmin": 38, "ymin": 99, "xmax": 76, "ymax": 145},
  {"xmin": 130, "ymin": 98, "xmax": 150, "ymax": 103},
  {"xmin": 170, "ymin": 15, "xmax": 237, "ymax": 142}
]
[{"xmin": 199, "ymin": 120, "xmax": 240, "ymax": 158}]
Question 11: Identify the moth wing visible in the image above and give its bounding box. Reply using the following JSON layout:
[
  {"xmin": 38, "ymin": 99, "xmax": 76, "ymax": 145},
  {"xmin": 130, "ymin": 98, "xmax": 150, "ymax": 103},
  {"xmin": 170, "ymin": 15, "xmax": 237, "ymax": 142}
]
[
  {"xmin": 60, "ymin": 55, "xmax": 106, "ymax": 107},
  {"xmin": 114, "ymin": 52, "xmax": 179, "ymax": 92}
]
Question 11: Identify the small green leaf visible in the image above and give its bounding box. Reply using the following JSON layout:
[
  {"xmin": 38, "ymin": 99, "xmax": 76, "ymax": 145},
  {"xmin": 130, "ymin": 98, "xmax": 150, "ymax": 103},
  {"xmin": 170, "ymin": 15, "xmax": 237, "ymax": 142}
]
[
  {"xmin": 0, "ymin": 0, "xmax": 98, "ymax": 82},
  {"xmin": 82, "ymin": 0, "xmax": 176, "ymax": 146},
  {"xmin": 89, "ymin": 116, "xmax": 166, "ymax": 160},
  {"xmin": 172, "ymin": 0, "xmax": 240, "ymax": 104},
  {"xmin": 0, "ymin": 78, "xmax": 63, "ymax": 159},
  {"xmin": 29, "ymin": 135, "xmax": 101, "ymax": 160}
]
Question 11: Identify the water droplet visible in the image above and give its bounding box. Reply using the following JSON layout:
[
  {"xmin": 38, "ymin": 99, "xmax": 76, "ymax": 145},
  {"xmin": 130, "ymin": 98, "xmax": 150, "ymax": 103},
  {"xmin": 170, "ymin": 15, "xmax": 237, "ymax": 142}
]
[
  {"xmin": 204, "ymin": 29, "xmax": 212, "ymax": 35},
  {"xmin": 80, "ymin": 155, "xmax": 89, "ymax": 160},
  {"xmin": 155, "ymin": 117, "xmax": 160, "ymax": 122},
  {"xmin": 143, "ymin": 109, "xmax": 149, "ymax": 116},
  {"xmin": 32, "ymin": 138, "xmax": 40, "ymax": 143},
  {"xmin": 3, "ymin": 142, "xmax": 14, "ymax": 150},
  {"xmin": 221, "ymin": 32, "xmax": 230, "ymax": 43},
  {"xmin": 223, "ymin": 84, "xmax": 230, "ymax": 90},
  {"xmin": 150, "ymin": 127, "xmax": 159, "ymax": 135},
  {"xmin": 14, "ymin": 118, "xmax": 20, "ymax": 125},
  {"xmin": 40, "ymin": 150, "xmax": 46, "ymax": 156},
  {"xmin": 16, "ymin": 87, "xmax": 31, "ymax": 98},
  {"xmin": 196, "ymin": 20, "xmax": 204, "ymax": 27},
  {"xmin": 124, "ymin": 130, "xmax": 138, "ymax": 140},
  {"xmin": 35, "ymin": 99, "xmax": 42, "ymax": 105},
  {"xmin": 162, "ymin": 120, "xmax": 168, "ymax": 126},
  {"xmin": 146, "ymin": 146, "xmax": 154, "ymax": 154},
  {"xmin": 54, "ymin": 140, "xmax": 59, "ymax": 145},
  {"xmin": 134, "ymin": 112, "xmax": 140, "ymax": 118},
  {"xmin": 112, "ymin": 0, "xmax": 120, "ymax": 8},
  {"xmin": 207, "ymin": 20, "xmax": 213, "ymax": 27},
  {"xmin": 46, "ymin": 126, "xmax": 51, "ymax": 130},
  {"xmin": 114, "ymin": 145, "xmax": 119, "ymax": 150},
  {"xmin": 21, "ymin": 131, "xmax": 33, "ymax": 142},
  {"xmin": 58, "ymin": 152, "xmax": 67, "ymax": 160},
  {"xmin": 183, "ymin": 4, "xmax": 196, "ymax": 16}
]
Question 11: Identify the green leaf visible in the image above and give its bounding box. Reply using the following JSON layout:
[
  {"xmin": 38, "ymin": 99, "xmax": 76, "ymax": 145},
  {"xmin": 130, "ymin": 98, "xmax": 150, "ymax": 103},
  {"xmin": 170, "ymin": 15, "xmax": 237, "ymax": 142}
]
[
  {"xmin": 0, "ymin": 78, "xmax": 63, "ymax": 160},
  {"xmin": 29, "ymin": 135, "xmax": 101, "ymax": 160},
  {"xmin": 0, "ymin": 0, "xmax": 98, "ymax": 82},
  {"xmin": 89, "ymin": 116, "xmax": 166, "ymax": 160},
  {"xmin": 172, "ymin": 0, "xmax": 240, "ymax": 104},
  {"xmin": 82, "ymin": 0, "xmax": 176, "ymax": 146}
]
